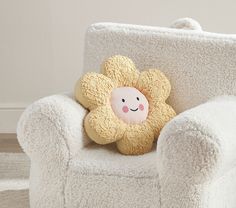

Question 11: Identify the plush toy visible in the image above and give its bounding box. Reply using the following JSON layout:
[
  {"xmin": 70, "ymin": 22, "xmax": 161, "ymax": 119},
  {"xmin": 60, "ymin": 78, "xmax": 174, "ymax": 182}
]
[{"xmin": 75, "ymin": 55, "xmax": 176, "ymax": 155}]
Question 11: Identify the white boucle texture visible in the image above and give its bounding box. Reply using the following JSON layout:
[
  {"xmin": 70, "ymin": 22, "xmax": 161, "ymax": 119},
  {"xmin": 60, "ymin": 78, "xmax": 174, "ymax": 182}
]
[
  {"xmin": 170, "ymin": 17, "xmax": 203, "ymax": 31},
  {"xmin": 17, "ymin": 19, "xmax": 236, "ymax": 208},
  {"xmin": 83, "ymin": 21, "xmax": 236, "ymax": 113},
  {"xmin": 17, "ymin": 94, "xmax": 89, "ymax": 207},
  {"xmin": 17, "ymin": 94, "xmax": 236, "ymax": 208},
  {"xmin": 157, "ymin": 96, "xmax": 236, "ymax": 208},
  {"xmin": 65, "ymin": 143, "xmax": 160, "ymax": 208}
]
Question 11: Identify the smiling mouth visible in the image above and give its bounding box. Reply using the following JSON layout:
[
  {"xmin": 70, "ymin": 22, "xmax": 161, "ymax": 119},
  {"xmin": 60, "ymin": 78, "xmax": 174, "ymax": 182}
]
[{"xmin": 130, "ymin": 108, "xmax": 138, "ymax": 112}]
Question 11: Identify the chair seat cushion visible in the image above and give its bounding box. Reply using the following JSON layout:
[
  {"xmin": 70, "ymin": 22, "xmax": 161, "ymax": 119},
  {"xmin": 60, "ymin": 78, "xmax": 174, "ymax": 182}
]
[{"xmin": 65, "ymin": 143, "xmax": 161, "ymax": 208}]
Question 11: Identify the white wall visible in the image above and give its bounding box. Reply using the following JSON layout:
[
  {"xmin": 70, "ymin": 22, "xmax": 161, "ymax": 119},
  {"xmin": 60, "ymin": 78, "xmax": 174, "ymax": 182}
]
[{"xmin": 1, "ymin": 0, "xmax": 236, "ymax": 133}]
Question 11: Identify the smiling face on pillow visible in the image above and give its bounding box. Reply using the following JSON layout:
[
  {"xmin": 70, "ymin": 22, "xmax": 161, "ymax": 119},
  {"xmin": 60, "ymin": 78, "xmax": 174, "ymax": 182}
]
[
  {"xmin": 111, "ymin": 87, "xmax": 149, "ymax": 124},
  {"xmin": 75, "ymin": 55, "xmax": 176, "ymax": 155}
]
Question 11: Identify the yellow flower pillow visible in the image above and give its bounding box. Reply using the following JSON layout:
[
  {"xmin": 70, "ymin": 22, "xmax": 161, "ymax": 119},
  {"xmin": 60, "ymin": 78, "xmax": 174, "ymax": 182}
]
[{"xmin": 75, "ymin": 55, "xmax": 176, "ymax": 155}]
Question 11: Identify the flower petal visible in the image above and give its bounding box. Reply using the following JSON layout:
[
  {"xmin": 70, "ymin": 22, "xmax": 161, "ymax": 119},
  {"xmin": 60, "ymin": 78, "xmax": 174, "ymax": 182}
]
[
  {"xmin": 75, "ymin": 72, "xmax": 116, "ymax": 110},
  {"xmin": 102, "ymin": 55, "xmax": 140, "ymax": 87},
  {"xmin": 147, "ymin": 101, "xmax": 176, "ymax": 138},
  {"xmin": 84, "ymin": 105, "xmax": 126, "ymax": 144},
  {"xmin": 136, "ymin": 69, "xmax": 171, "ymax": 102},
  {"xmin": 116, "ymin": 122, "xmax": 154, "ymax": 155}
]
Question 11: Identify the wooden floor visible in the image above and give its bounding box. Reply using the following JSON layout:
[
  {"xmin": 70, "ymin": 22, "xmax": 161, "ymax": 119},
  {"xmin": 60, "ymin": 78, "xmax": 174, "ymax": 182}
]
[{"xmin": 0, "ymin": 134, "xmax": 23, "ymax": 153}]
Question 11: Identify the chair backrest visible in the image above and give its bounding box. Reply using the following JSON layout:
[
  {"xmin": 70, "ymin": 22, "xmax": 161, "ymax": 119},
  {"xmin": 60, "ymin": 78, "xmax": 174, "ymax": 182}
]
[{"xmin": 83, "ymin": 18, "xmax": 236, "ymax": 113}]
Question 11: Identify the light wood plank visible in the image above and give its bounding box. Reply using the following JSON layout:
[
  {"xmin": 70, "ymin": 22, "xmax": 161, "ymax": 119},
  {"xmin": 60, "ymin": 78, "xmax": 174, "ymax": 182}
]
[
  {"xmin": 0, "ymin": 133, "xmax": 17, "ymax": 140},
  {"xmin": 0, "ymin": 134, "xmax": 22, "ymax": 153}
]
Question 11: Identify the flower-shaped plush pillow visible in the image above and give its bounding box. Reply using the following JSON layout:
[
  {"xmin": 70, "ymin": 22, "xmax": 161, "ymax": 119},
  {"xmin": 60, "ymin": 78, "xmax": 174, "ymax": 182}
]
[{"xmin": 75, "ymin": 55, "xmax": 176, "ymax": 155}]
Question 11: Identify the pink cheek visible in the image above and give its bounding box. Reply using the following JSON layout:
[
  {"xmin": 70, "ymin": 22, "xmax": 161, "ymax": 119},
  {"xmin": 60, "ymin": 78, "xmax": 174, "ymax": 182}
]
[
  {"xmin": 122, "ymin": 106, "xmax": 129, "ymax": 113},
  {"xmin": 139, "ymin": 104, "xmax": 144, "ymax": 111}
]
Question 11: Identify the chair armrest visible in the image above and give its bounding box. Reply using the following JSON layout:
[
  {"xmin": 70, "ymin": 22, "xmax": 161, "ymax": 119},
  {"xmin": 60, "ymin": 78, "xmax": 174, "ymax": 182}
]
[
  {"xmin": 157, "ymin": 96, "xmax": 236, "ymax": 207},
  {"xmin": 157, "ymin": 96, "xmax": 236, "ymax": 183},
  {"xmin": 17, "ymin": 94, "xmax": 89, "ymax": 162}
]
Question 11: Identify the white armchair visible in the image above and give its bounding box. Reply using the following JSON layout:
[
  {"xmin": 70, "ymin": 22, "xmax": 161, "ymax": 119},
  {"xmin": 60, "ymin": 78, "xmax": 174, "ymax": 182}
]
[
  {"xmin": 17, "ymin": 18, "xmax": 236, "ymax": 208},
  {"xmin": 158, "ymin": 96, "xmax": 236, "ymax": 207}
]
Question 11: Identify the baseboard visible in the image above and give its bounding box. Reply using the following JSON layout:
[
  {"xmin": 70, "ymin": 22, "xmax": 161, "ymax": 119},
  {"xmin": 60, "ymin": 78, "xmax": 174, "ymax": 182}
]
[{"xmin": 0, "ymin": 103, "xmax": 28, "ymax": 133}]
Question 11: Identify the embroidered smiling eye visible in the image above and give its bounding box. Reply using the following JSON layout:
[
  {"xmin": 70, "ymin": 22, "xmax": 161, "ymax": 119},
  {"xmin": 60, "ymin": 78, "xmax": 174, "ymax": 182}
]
[
  {"xmin": 136, "ymin": 97, "xmax": 139, "ymax": 101},
  {"xmin": 122, "ymin": 99, "xmax": 125, "ymax": 102}
]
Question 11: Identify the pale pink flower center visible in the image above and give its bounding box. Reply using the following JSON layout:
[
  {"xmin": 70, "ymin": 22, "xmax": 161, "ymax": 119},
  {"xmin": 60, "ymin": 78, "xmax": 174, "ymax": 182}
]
[{"xmin": 110, "ymin": 87, "xmax": 149, "ymax": 124}]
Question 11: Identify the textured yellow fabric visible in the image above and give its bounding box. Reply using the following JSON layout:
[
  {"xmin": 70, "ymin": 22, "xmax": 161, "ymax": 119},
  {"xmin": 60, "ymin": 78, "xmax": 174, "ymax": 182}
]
[
  {"xmin": 75, "ymin": 72, "xmax": 116, "ymax": 110},
  {"xmin": 116, "ymin": 122, "xmax": 154, "ymax": 155},
  {"xmin": 75, "ymin": 55, "xmax": 176, "ymax": 155},
  {"xmin": 102, "ymin": 55, "xmax": 140, "ymax": 87},
  {"xmin": 136, "ymin": 69, "xmax": 171, "ymax": 101},
  {"xmin": 147, "ymin": 101, "xmax": 176, "ymax": 138},
  {"xmin": 84, "ymin": 105, "xmax": 126, "ymax": 144}
]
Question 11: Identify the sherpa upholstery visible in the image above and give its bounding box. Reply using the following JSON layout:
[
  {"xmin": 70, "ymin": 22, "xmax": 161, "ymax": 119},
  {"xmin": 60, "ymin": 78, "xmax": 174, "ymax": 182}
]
[
  {"xmin": 17, "ymin": 18, "xmax": 236, "ymax": 208},
  {"xmin": 84, "ymin": 18, "xmax": 236, "ymax": 113}
]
